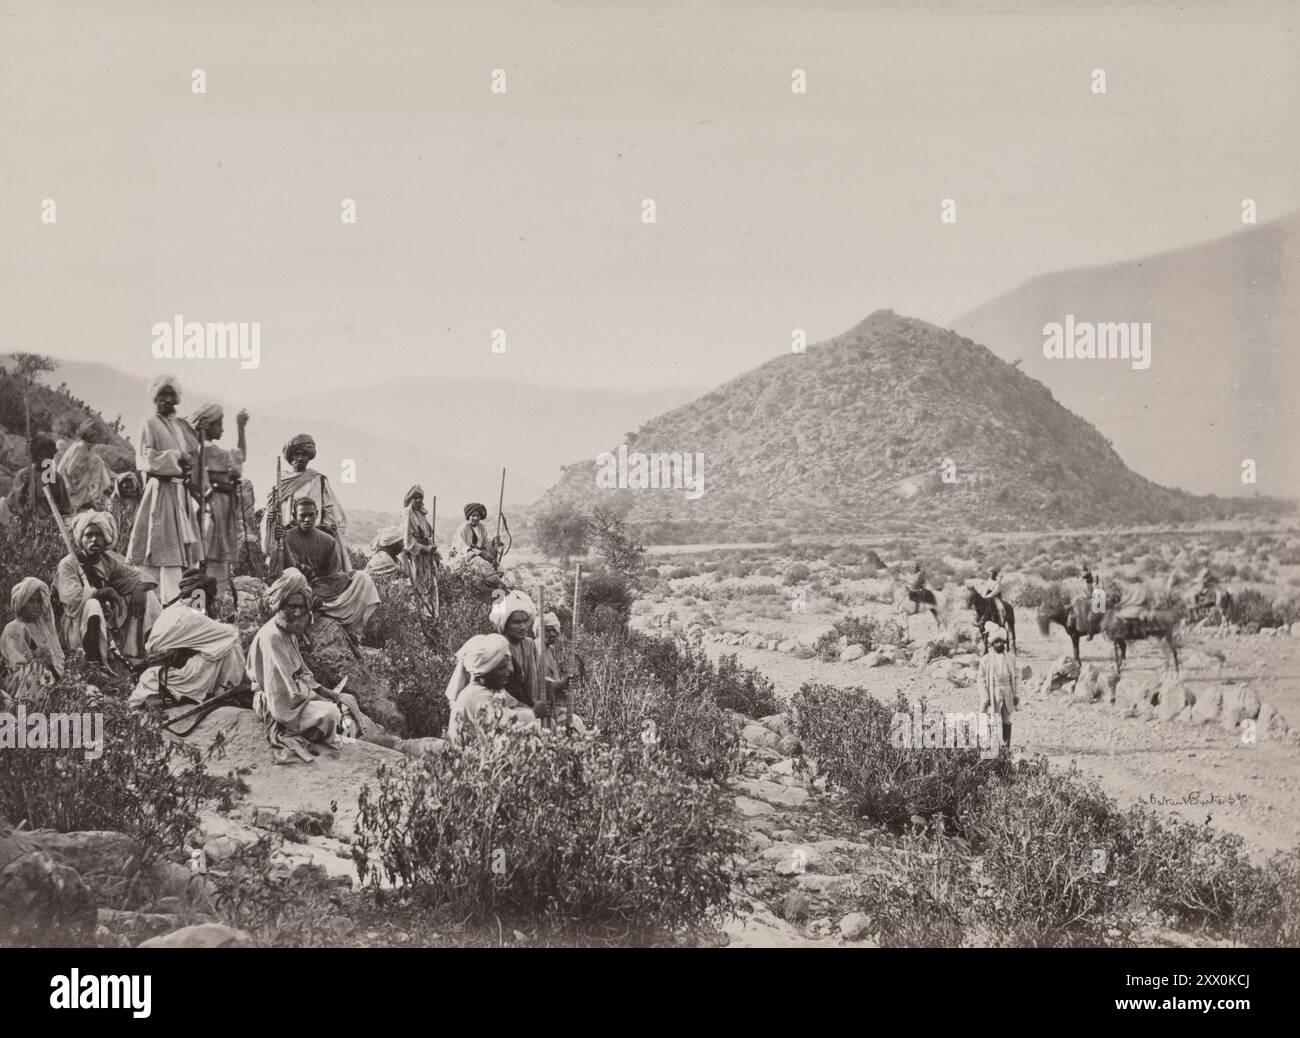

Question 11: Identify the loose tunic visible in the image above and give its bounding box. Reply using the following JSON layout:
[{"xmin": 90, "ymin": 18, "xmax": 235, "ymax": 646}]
[
  {"xmin": 261, "ymin": 469, "xmax": 351, "ymax": 572},
  {"xmin": 446, "ymin": 680, "xmax": 535, "ymax": 746},
  {"xmin": 128, "ymin": 602, "xmax": 246, "ymax": 707},
  {"xmin": 126, "ymin": 414, "xmax": 200, "ymax": 569},
  {"xmin": 57, "ymin": 441, "xmax": 114, "ymax": 512},
  {"xmin": 977, "ymin": 650, "xmax": 1018, "ymax": 722},
  {"xmin": 246, "ymin": 614, "xmax": 341, "ymax": 763},
  {"xmin": 273, "ymin": 527, "xmax": 380, "ymax": 636},
  {"xmin": 54, "ymin": 550, "xmax": 162, "ymax": 658},
  {"xmin": 402, "ymin": 505, "xmax": 436, "ymax": 590},
  {"xmin": 199, "ymin": 443, "xmax": 247, "ymax": 563}
]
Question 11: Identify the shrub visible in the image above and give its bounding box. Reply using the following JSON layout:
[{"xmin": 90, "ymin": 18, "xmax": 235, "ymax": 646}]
[
  {"xmin": 708, "ymin": 653, "xmax": 780, "ymax": 718},
  {"xmin": 793, "ymin": 684, "xmax": 1006, "ymax": 829},
  {"xmin": 783, "ymin": 563, "xmax": 811, "ymax": 585},
  {"xmin": 579, "ymin": 571, "xmax": 636, "ymax": 633},
  {"xmin": 0, "ymin": 666, "xmax": 211, "ymax": 863},
  {"xmin": 1229, "ymin": 588, "xmax": 1295, "ymax": 629},
  {"xmin": 352, "ymin": 728, "xmax": 740, "ymax": 934},
  {"xmin": 667, "ymin": 566, "xmax": 698, "ymax": 580}
]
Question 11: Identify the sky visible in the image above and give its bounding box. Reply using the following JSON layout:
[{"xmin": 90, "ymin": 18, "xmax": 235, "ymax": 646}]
[{"xmin": 2, "ymin": 0, "xmax": 1298, "ymax": 410}]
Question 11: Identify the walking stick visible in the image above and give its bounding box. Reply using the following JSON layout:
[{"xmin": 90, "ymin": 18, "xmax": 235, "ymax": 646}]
[
  {"xmin": 537, "ymin": 584, "xmax": 553, "ymax": 731},
  {"xmin": 569, "ymin": 562, "xmax": 582, "ymax": 732}
]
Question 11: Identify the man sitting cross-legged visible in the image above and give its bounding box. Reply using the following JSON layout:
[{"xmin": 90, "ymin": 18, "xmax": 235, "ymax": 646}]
[
  {"xmin": 54, "ymin": 510, "xmax": 161, "ymax": 665},
  {"xmin": 128, "ymin": 568, "xmax": 247, "ymax": 709},
  {"xmin": 270, "ymin": 498, "xmax": 380, "ymax": 639}
]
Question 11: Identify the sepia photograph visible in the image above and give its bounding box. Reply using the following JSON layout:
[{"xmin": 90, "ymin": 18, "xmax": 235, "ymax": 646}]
[{"xmin": 0, "ymin": 0, "xmax": 1297, "ymax": 1015}]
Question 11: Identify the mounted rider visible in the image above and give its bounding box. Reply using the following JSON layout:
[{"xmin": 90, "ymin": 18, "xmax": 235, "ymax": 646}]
[
  {"xmin": 970, "ymin": 567, "xmax": 1007, "ymax": 625},
  {"xmin": 907, "ymin": 561, "xmax": 934, "ymax": 606}
]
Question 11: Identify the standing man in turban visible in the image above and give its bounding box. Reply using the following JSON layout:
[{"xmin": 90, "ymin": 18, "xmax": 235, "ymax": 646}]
[
  {"xmin": 247, "ymin": 568, "xmax": 360, "ymax": 764},
  {"xmin": 188, "ymin": 404, "xmax": 250, "ymax": 603},
  {"xmin": 270, "ymin": 498, "xmax": 380, "ymax": 639},
  {"xmin": 400, "ymin": 485, "xmax": 439, "ymax": 593},
  {"xmin": 976, "ymin": 623, "xmax": 1017, "ymax": 750},
  {"xmin": 6, "ymin": 433, "xmax": 72, "ymax": 517},
  {"xmin": 1, "ymin": 578, "xmax": 66, "ymax": 701},
  {"xmin": 261, "ymin": 433, "xmax": 351, "ymax": 573},
  {"xmin": 56, "ymin": 510, "xmax": 161, "ymax": 664},
  {"xmin": 56, "ymin": 418, "xmax": 115, "ymax": 513},
  {"xmin": 128, "ymin": 569, "xmax": 246, "ymax": 708},
  {"xmin": 539, "ymin": 611, "xmax": 586, "ymax": 733},
  {"xmin": 444, "ymin": 632, "xmax": 536, "ymax": 745},
  {"xmin": 126, "ymin": 376, "xmax": 200, "ymax": 603}
]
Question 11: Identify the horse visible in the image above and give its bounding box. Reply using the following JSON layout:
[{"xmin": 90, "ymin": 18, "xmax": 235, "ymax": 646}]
[
  {"xmin": 1036, "ymin": 602, "xmax": 1101, "ymax": 664},
  {"xmin": 1184, "ymin": 586, "xmax": 1232, "ymax": 628},
  {"xmin": 965, "ymin": 585, "xmax": 1015, "ymax": 654},
  {"xmin": 893, "ymin": 583, "xmax": 945, "ymax": 633},
  {"xmin": 1101, "ymin": 610, "xmax": 1181, "ymax": 676}
]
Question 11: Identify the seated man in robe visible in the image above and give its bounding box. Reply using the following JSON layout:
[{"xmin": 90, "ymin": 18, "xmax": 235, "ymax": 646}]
[
  {"xmin": 488, "ymin": 589, "xmax": 543, "ymax": 708},
  {"xmin": 1, "ymin": 577, "xmax": 66, "ymax": 703},
  {"xmin": 247, "ymin": 568, "xmax": 367, "ymax": 764},
  {"xmin": 365, "ymin": 526, "xmax": 406, "ymax": 580},
  {"xmin": 54, "ymin": 510, "xmax": 161, "ymax": 665},
  {"xmin": 56, "ymin": 418, "xmax": 115, "ymax": 513},
  {"xmin": 270, "ymin": 498, "xmax": 380, "ymax": 639},
  {"xmin": 444, "ymin": 632, "xmax": 537, "ymax": 746},
  {"xmin": 449, "ymin": 501, "xmax": 507, "ymax": 591},
  {"xmin": 1115, "ymin": 582, "xmax": 1153, "ymax": 622},
  {"xmin": 128, "ymin": 569, "xmax": 247, "ymax": 708}
]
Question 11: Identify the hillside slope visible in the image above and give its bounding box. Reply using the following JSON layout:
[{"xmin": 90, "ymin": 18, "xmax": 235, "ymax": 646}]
[
  {"xmin": 535, "ymin": 311, "xmax": 1282, "ymax": 540},
  {"xmin": 952, "ymin": 213, "xmax": 1300, "ymax": 500}
]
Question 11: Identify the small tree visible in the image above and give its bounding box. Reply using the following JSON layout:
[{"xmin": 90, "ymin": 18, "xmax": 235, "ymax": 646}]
[
  {"xmin": 10, "ymin": 352, "xmax": 58, "ymax": 503},
  {"xmin": 588, "ymin": 505, "xmax": 645, "ymax": 582},
  {"xmin": 533, "ymin": 500, "xmax": 591, "ymax": 568}
]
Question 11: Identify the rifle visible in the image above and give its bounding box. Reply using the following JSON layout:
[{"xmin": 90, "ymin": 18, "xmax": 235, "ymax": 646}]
[
  {"xmin": 568, "ymin": 562, "xmax": 582, "ymax": 732},
  {"xmin": 493, "ymin": 467, "xmax": 509, "ymax": 567},
  {"xmin": 160, "ymin": 680, "xmax": 252, "ymax": 737},
  {"xmin": 429, "ymin": 494, "xmax": 440, "ymax": 620},
  {"xmin": 195, "ymin": 429, "xmax": 208, "ymax": 572},
  {"xmin": 42, "ymin": 485, "xmax": 131, "ymax": 670}
]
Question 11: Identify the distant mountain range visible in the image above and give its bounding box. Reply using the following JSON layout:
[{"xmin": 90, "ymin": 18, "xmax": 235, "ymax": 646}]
[
  {"xmin": 952, "ymin": 212, "xmax": 1300, "ymax": 500},
  {"xmin": 534, "ymin": 310, "xmax": 1290, "ymax": 540}
]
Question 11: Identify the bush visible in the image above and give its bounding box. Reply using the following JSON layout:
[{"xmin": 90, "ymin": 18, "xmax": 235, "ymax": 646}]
[
  {"xmin": 352, "ymin": 728, "xmax": 740, "ymax": 934},
  {"xmin": 793, "ymin": 684, "xmax": 1006, "ymax": 829},
  {"xmin": 783, "ymin": 563, "xmax": 811, "ymax": 585},
  {"xmin": 667, "ymin": 566, "xmax": 698, "ymax": 581},
  {"xmin": 0, "ymin": 665, "xmax": 212, "ymax": 863},
  {"xmin": 708, "ymin": 653, "xmax": 780, "ymax": 718},
  {"xmin": 1229, "ymin": 588, "xmax": 1295, "ymax": 629}
]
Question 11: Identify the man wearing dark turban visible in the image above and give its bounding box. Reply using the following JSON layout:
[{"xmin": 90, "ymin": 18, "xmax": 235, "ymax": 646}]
[
  {"xmin": 6, "ymin": 434, "xmax": 72, "ymax": 517},
  {"xmin": 260, "ymin": 432, "xmax": 351, "ymax": 574}
]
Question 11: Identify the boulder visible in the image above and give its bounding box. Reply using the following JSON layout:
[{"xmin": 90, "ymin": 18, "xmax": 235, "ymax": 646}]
[
  {"xmin": 780, "ymin": 891, "xmax": 812, "ymax": 923},
  {"xmin": 1155, "ymin": 679, "xmax": 1195, "ymax": 721},
  {"xmin": 737, "ymin": 778, "xmax": 809, "ymax": 808},
  {"xmin": 138, "ymin": 923, "xmax": 250, "ymax": 949},
  {"xmin": 776, "ymin": 735, "xmax": 802, "ymax": 757},
  {"xmin": 796, "ymin": 873, "xmax": 854, "ymax": 894},
  {"xmin": 1258, "ymin": 703, "xmax": 1291, "ymax": 741},
  {"xmin": 734, "ymin": 796, "xmax": 776, "ymax": 818},
  {"xmin": 1115, "ymin": 676, "xmax": 1157, "ymax": 717},
  {"xmin": 302, "ymin": 617, "xmax": 402, "ymax": 733},
  {"xmin": 758, "ymin": 713, "xmax": 792, "ymax": 737},
  {"xmin": 18, "ymin": 829, "xmax": 137, "ymax": 880},
  {"xmin": 777, "ymin": 639, "xmax": 797, "ymax": 654},
  {"xmin": 793, "ymin": 646, "xmax": 816, "ymax": 660},
  {"xmin": 839, "ymin": 644, "xmax": 866, "ymax": 663},
  {"xmin": 839, "ymin": 911, "xmax": 874, "ymax": 941},
  {"xmin": 1189, "ymin": 687, "xmax": 1223, "ymax": 725},
  {"xmin": 743, "ymin": 724, "xmax": 783, "ymax": 750}
]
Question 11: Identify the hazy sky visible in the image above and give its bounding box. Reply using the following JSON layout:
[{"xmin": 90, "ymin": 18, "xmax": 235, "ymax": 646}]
[{"xmin": 3, "ymin": 0, "xmax": 1298, "ymax": 406}]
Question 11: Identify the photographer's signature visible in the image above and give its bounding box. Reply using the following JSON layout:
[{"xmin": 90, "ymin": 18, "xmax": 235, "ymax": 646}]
[{"xmin": 1148, "ymin": 791, "xmax": 1249, "ymax": 807}]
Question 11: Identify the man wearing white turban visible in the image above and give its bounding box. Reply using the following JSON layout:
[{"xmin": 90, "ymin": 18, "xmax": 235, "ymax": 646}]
[
  {"xmin": 365, "ymin": 526, "xmax": 405, "ymax": 580},
  {"xmin": 1, "ymin": 578, "xmax": 65, "ymax": 701},
  {"xmin": 444, "ymin": 632, "xmax": 536, "ymax": 745},
  {"xmin": 488, "ymin": 590, "xmax": 546, "ymax": 711},
  {"xmin": 56, "ymin": 510, "xmax": 161, "ymax": 664},
  {"xmin": 56, "ymin": 417, "xmax": 114, "ymax": 513},
  {"xmin": 246, "ymin": 568, "xmax": 359, "ymax": 763},
  {"xmin": 126, "ymin": 375, "xmax": 200, "ymax": 602},
  {"xmin": 976, "ymin": 622, "xmax": 1017, "ymax": 749},
  {"xmin": 128, "ymin": 569, "xmax": 247, "ymax": 709}
]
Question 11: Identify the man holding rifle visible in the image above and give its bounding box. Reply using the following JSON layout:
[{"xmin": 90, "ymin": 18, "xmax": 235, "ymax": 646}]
[{"xmin": 54, "ymin": 509, "xmax": 161, "ymax": 665}]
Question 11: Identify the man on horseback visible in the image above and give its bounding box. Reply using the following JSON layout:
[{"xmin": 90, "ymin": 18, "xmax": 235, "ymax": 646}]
[
  {"xmin": 907, "ymin": 562, "xmax": 934, "ymax": 606},
  {"xmin": 972, "ymin": 567, "xmax": 1007, "ymax": 625}
]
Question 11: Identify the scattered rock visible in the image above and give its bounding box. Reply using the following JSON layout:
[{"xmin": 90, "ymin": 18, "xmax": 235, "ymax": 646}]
[
  {"xmin": 742, "ymin": 724, "xmax": 783, "ymax": 750},
  {"xmin": 796, "ymin": 873, "xmax": 854, "ymax": 894},
  {"xmin": 839, "ymin": 911, "xmax": 873, "ymax": 941},
  {"xmin": 839, "ymin": 644, "xmax": 866, "ymax": 663},
  {"xmin": 138, "ymin": 923, "xmax": 250, "ymax": 949},
  {"xmin": 780, "ymin": 891, "xmax": 812, "ymax": 923},
  {"xmin": 1155, "ymin": 679, "xmax": 1195, "ymax": 722},
  {"xmin": 776, "ymin": 735, "xmax": 802, "ymax": 757},
  {"xmin": 777, "ymin": 639, "xmax": 797, "ymax": 654},
  {"xmin": 1189, "ymin": 688, "xmax": 1223, "ymax": 726},
  {"xmin": 734, "ymin": 796, "xmax": 776, "ymax": 818}
]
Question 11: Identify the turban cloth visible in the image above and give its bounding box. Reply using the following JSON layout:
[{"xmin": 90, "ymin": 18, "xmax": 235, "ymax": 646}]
[
  {"xmin": 77, "ymin": 417, "xmax": 103, "ymax": 440},
  {"xmin": 542, "ymin": 611, "xmax": 561, "ymax": 634},
  {"xmin": 489, "ymin": 590, "xmax": 535, "ymax": 633},
  {"xmin": 984, "ymin": 622, "xmax": 1008, "ymax": 642},
  {"xmin": 464, "ymin": 502, "xmax": 487, "ymax": 520},
  {"xmin": 403, "ymin": 484, "xmax": 425, "ymax": 508},
  {"xmin": 71, "ymin": 509, "xmax": 118, "ymax": 547},
  {"xmin": 178, "ymin": 567, "xmax": 218, "ymax": 601},
  {"xmin": 370, "ymin": 526, "xmax": 404, "ymax": 552},
  {"xmin": 149, "ymin": 374, "xmax": 181, "ymax": 401},
  {"xmin": 267, "ymin": 568, "xmax": 311, "ymax": 611},
  {"xmin": 188, "ymin": 403, "xmax": 224, "ymax": 432},
  {"xmin": 444, "ymin": 632, "xmax": 512, "ymax": 707},
  {"xmin": 7, "ymin": 576, "xmax": 65, "ymax": 676},
  {"xmin": 11, "ymin": 576, "xmax": 54, "ymax": 617},
  {"xmin": 282, "ymin": 434, "xmax": 317, "ymax": 462}
]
